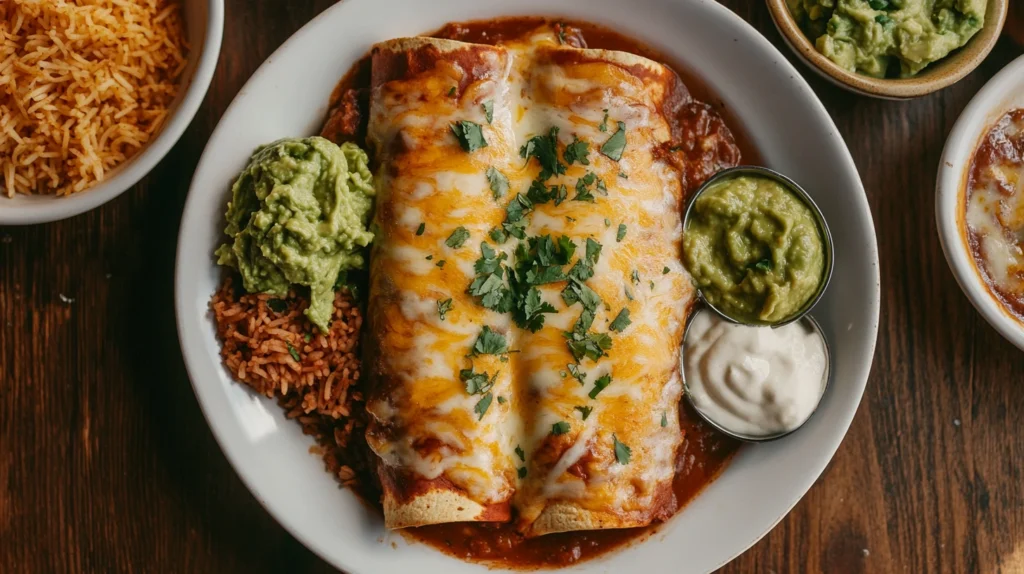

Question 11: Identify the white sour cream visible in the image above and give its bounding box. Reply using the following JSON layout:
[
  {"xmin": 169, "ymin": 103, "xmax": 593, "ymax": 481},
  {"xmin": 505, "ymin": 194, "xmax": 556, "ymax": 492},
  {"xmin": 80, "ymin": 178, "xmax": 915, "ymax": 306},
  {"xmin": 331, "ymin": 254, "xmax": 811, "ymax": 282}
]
[{"xmin": 683, "ymin": 309, "xmax": 828, "ymax": 438}]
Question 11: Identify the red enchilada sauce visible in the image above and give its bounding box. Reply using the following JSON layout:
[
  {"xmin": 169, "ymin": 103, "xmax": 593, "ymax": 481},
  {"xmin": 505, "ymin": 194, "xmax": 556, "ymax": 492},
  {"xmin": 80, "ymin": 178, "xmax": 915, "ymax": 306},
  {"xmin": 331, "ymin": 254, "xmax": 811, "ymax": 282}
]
[
  {"xmin": 321, "ymin": 18, "xmax": 743, "ymax": 568},
  {"xmin": 964, "ymin": 109, "xmax": 1024, "ymax": 323}
]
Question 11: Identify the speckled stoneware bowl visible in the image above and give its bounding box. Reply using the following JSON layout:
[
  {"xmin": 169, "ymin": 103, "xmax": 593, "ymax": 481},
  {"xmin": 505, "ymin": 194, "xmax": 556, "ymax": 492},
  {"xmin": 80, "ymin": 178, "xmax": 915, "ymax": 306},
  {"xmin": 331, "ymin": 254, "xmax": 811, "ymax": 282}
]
[{"xmin": 765, "ymin": 0, "xmax": 1008, "ymax": 100}]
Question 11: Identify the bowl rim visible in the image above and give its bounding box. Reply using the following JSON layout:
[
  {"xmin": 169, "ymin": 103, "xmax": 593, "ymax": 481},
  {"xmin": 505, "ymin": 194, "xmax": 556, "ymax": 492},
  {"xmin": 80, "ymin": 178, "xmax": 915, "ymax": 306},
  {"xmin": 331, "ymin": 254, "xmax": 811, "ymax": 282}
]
[
  {"xmin": 935, "ymin": 53, "xmax": 1024, "ymax": 352},
  {"xmin": 0, "ymin": 0, "xmax": 225, "ymax": 226},
  {"xmin": 764, "ymin": 0, "xmax": 1008, "ymax": 99}
]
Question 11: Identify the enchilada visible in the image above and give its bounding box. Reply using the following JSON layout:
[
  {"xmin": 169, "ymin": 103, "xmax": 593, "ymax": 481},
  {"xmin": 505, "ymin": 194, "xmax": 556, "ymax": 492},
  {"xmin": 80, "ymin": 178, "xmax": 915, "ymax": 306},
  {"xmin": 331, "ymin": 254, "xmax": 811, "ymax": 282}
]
[{"xmin": 363, "ymin": 25, "xmax": 715, "ymax": 535}]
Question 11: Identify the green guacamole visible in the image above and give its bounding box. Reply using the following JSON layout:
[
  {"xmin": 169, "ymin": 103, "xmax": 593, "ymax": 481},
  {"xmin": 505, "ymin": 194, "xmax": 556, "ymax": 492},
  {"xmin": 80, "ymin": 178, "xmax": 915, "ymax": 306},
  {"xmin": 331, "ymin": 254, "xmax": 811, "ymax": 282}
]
[
  {"xmin": 788, "ymin": 0, "xmax": 986, "ymax": 77},
  {"xmin": 683, "ymin": 175, "xmax": 825, "ymax": 324},
  {"xmin": 215, "ymin": 137, "xmax": 375, "ymax": 332}
]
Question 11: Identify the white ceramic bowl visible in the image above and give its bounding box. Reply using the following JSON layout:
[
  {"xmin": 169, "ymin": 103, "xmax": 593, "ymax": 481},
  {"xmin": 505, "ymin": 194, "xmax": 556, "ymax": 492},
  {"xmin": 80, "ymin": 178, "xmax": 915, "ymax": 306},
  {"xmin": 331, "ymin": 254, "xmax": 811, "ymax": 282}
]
[
  {"xmin": 174, "ymin": 0, "xmax": 880, "ymax": 572},
  {"xmin": 0, "ymin": 0, "xmax": 223, "ymax": 226},
  {"xmin": 936, "ymin": 54, "xmax": 1024, "ymax": 352}
]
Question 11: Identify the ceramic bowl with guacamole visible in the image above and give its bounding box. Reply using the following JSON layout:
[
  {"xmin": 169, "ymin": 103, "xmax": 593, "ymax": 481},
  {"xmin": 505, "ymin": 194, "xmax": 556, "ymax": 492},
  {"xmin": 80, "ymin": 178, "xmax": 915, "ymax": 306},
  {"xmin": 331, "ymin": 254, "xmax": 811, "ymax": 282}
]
[
  {"xmin": 766, "ymin": 0, "xmax": 1008, "ymax": 99},
  {"xmin": 682, "ymin": 166, "xmax": 834, "ymax": 327}
]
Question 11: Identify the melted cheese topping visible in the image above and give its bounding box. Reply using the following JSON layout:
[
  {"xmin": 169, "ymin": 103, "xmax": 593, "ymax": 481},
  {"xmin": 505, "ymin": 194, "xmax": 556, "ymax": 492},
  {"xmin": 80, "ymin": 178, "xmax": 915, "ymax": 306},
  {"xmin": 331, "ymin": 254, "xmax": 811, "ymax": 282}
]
[
  {"xmin": 965, "ymin": 110, "xmax": 1024, "ymax": 321},
  {"xmin": 365, "ymin": 31, "xmax": 693, "ymax": 530}
]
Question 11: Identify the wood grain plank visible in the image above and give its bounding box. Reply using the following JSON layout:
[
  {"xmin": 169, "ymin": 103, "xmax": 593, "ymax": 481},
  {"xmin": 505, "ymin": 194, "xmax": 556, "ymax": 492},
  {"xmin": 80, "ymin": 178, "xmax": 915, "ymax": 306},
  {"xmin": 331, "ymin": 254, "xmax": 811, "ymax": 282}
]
[{"xmin": 1, "ymin": 1, "xmax": 1023, "ymax": 573}]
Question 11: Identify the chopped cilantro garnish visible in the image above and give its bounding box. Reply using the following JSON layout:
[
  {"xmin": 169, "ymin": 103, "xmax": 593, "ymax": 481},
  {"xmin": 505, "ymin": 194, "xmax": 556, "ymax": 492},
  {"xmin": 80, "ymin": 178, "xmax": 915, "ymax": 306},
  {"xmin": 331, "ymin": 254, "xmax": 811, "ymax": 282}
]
[
  {"xmin": 518, "ymin": 287, "xmax": 556, "ymax": 332},
  {"xmin": 649, "ymin": 280, "xmax": 655, "ymax": 290},
  {"xmin": 753, "ymin": 258, "xmax": 772, "ymax": 273},
  {"xmin": 286, "ymin": 342, "xmax": 300, "ymax": 362},
  {"xmin": 589, "ymin": 374, "xmax": 612, "ymax": 399},
  {"xmin": 573, "ymin": 179, "xmax": 596, "ymax": 203},
  {"xmin": 460, "ymin": 366, "xmax": 494, "ymax": 394},
  {"xmin": 527, "ymin": 179, "xmax": 555, "ymax": 204},
  {"xmin": 631, "ymin": 269, "xmax": 640, "ymax": 284},
  {"xmin": 564, "ymin": 136, "xmax": 590, "ymax": 166},
  {"xmin": 604, "ymin": 218, "xmax": 611, "ymax": 227},
  {"xmin": 567, "ymin": 363, "xmax": 586, "ymax": 385},
  {"xmin": 554, "ymin": 184, "xmax": 568, "ymax": 206},
  {"xmin": 303, "ymin": 332, "xmax": 312, "ymax": 343},
  {"xmin": 450, "ymin": 120, "xmax": 487, "ymax": 152},
  {"xmin": 497, "ymin": 395, "xmax": 506, "ymax": 404},
  {"xmin": 600, "ymin": 121, "xmax": 627, "ymax": 161},
  {"xmin": 515, "ymin": 445, "xmax": 526, "ymax": 461},
  {"xmin": 489, "ymin": 227, "xmax": 508, "ymax": 244},
  {"xmin": 486, "ymin": 167, "xmax": 509, "ymax": 200},
  {"xmin": 613, "ymin": 434, "xmax": 632, "ymax": 464},
  {"xmin": 551, "ymin": 421, "xmax": 571, "ymax": 435},
  {"xmin": 609, "ymin": 308, "xmax": 631, "ymax": 332},
  {"xmin": 618, "ymin": 172, "xmax": 628, "ymax": 179},
  {"xmin": 473, "ymin": 326, "xmax": 508, "ymax": 355},
  {"xmin": 598, "ymin": 109, "xmax": 609, "ymax": 132},
  {"xmin": 447, "ymin": 86, "xmax": 456, "ymax": 97},
  {"xmin": 574, "ymin": 405, "xmax": 593, "ymax": 420},
  {"xmin": 482, "ymin": 100, "xmax": 494, "ymax": 124},
  {"xmin": 506, "ymin": 193, "xmax": 533, "ymax": 224},
  {"xmin": 624, "ymin": 286, "xmax": 634, "ymax": 301},
  {"xmin": 518, "ymin": 467, "xmax": 528, "ymax": 478},
  {"xmin": 875, "ymin": 13, "xmax": 892, "ymax": 25},
  {"xmin": 474, "ymin": 393, "xmax": 494, "ymax": 420},
  {"xmin": 869, "ymin": 0, "xmax": 888, "ymax": 9},
  {"xmin": 520, "ymin": 127, "xmax": 565, "ymax": 180},
  {"xmin": 663, "ymin": 266, "xmax": 671, "ymax": 274},
  {"xmin": 415, "ymin": 222, "xmax": 425, "ymax": 236},
  {"xmin": 661, "ymin": 411, "xmax": 668, "ymax": 427},
  {"xmin": 585, "ymin": 238, "xmax": 602, "ymax": 265},
  {"xmin": 561, "ymin": 279, "xmax": 601, "ymax": 311},
  {"xmin": 426, "ymin": 255, "xmax": 433, "ymax": 260},
  {"xmin": 267, "ymin": 298, "xmax": 288, "ymax": 313},
  {"xmin": 437, "ymin": 298, "xmax": 453, "ymax": 320},
  {"xmin": 567, "ymin": 328, "xmax": 612, "ymax": 362},
  {"xmin": 616, "ymin": 223, "xmax": 627, "ymax": 242},
  {"xmin": 557, "ymin": 25, "xmax": 568, "ymax": 44},
  {"xmin": 596, "ymin": 178, "xmax": 607, "ymax": 194},
  {"xmin": 446, "ymin": 226, "xmax": 471, "ymax": 248}
]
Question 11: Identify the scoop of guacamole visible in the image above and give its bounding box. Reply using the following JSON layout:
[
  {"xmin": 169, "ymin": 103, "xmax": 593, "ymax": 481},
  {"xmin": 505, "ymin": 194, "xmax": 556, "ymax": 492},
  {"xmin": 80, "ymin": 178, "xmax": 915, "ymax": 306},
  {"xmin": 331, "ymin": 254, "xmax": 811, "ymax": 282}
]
[
  {"xmin": 683, "ymin": 175, "xmax": 825, "ymax": 324},
  {"xmin": 788, "ymin": 0, "xmax": 985, "ymax": 77},
  {"xmin": 214, "ymin": 137, "xmax": 375, "ymax": 332}
]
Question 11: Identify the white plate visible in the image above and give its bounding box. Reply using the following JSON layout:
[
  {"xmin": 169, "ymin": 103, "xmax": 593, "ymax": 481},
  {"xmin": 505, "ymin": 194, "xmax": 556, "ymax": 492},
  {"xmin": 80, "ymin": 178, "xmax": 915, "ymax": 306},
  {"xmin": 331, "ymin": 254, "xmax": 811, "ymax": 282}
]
[
  {"xmin": 174, "ymin": 0, "xmax": 880, "ymax": 572},
  {"xmin": 936, "ymin": 54, "xmax": 1024, "ymax": 352}
]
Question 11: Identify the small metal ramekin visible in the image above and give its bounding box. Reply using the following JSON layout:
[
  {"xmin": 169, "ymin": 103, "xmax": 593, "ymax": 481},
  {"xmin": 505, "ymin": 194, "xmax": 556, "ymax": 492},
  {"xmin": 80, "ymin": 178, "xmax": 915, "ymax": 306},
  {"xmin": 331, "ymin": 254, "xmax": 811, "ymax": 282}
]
[
  {"xmin": 680, "ymin": 306, "xmax": 833, "ymax": 443},
  {"xmin": 682, "ymin": 165, "xmax": 835, "ymax": 328}
]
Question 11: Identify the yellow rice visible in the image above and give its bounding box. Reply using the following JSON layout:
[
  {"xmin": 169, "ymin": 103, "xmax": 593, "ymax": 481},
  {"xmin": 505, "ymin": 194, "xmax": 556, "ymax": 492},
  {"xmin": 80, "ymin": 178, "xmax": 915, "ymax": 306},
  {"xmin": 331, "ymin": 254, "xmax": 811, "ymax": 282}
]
[{"xmin": 0, "ymin": 0, "xmax": 188, "ymax": 198}]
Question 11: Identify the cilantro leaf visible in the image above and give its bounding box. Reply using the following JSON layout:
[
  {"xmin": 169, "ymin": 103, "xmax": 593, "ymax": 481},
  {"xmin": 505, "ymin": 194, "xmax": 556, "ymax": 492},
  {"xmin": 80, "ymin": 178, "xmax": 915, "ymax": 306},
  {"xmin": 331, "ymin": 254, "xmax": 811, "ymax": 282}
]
[
  {"xmin": 631, "ymin": 269, "xmax": 640, "ymax": 284},
  {"xmin": 585, "ymin": 238, "xmax": 602, "ymax": 265},
  {"xmin": 450, "ymin": 121, "xmax": 488, "ymax": 152},
  {"xmin": 437, "ymin": 298, "xmax": 453, "ymax": 321},
  {"xmin": 574, "ymin": 405, "xmax": 593, "ymax": 420},
  {"xmin": 520, "ymin": 127, "xmax": 565, "ymax": 180},
  {"xmin": 448, "ymin": 86, "xmax": 456, "ymax": 97},
  {"xmin": 609, "ymin": 308, "xmax": 631, "ymax": 332},
  {"xmin": 564, "ymin": 136, "xmax": 590, "ymax": 166},
  {"xmin": 613, "ymin": 434, "xmax": 632, "ymax": 464},
  {"xmin": 598, "ymin": 109, "xmax": 609, "ymax": 132},
  {"xmin": 518, "ymin": 467, "xmax": 528, "ymax": 478},
  {"xmin": 497, "ymin": 395, "xmax": 506, "ymax": 404},
  {"xmin": 616, "ymin": 224, "xmax": 627, "ymax": 242},
  {"xmin": 553, "ymin": 184, "xmax": 568, "ymax": 206},
  {"xmin": 567, "ymin": 332, "xmax": 612, "ymax": 361},
  {"xmin": 661, "ymin": 411, "xmax": 668, "ymax": 427},
  {"xmin": 515, "ymin": 445, "xmax": 526, "ymax": 461},
  {"xmin": 416, "ymin": 223, "xmax": 425, "ymax": 236},
  {"xmin": 525, "ymin": 264, "xmax": 567, "ymax": 285},
  {"xmin": 506, "ymin": 193, "xmax": 533, "ymax": 224},
  {"xmin": 551, "ymin": 421, "xmax": 571, "ymax": 435},
  {"xmin": 482, "ymin": 100, "xmax": 494, "ymax": 124},
  {"xmin": 460, "ymin": 367, "xmax": 492, "ymax": 394},
  {"xmin": 600, "ymin": 121, "xmax": 627, "ymax": 161},
  {"xmin": 446, "ymin": 226, "xmax": 471, "ymax": 248},
  {"xmin": 436, "ymin": 259, "xmax": 446, "ymax": 268},
  {"xmin": 267, "ymin": 298, "xmax": 288, "ymax": 313},
  {"xmin": 473, "ymin": 326, "xmax": 508, "ymax": 355},
  {"xmin": 574, "ymin": 178, "xmax": 596, "ymax": 203},
  {"xmin": 489, "ymin": 227, "xmax": 508, "ymax": 243},
  {"xmin": 486, "ymin": 167, "xmax": 509, "ymax": 200},
  {"xmin": 474, "ymin": 392, "xmax": 494, "ymax": 420},
  {"xmin": 753, "ymin": 258, "xmax": 773, "ymax": 273},
  {"xmin": 567, "ymin": 363, "xmax": 586, "ymax": 385},
  {"xmin": 589, "ymin": 374, "xmax": 612, "ymax": 399},
  {"xmin": 663, "ymin": 266, "xmax": 670, "ymax": 274},
  {"xmin": 527, "ymin": 179, "xmax": 554, "ymax": 204},
  {"xmin": 517, "ymin": 287, "xmax": 556, "ymax": 332},
  {"xmin": 286, "ymin": 342, "xmax": 300, "ymax": 362}
]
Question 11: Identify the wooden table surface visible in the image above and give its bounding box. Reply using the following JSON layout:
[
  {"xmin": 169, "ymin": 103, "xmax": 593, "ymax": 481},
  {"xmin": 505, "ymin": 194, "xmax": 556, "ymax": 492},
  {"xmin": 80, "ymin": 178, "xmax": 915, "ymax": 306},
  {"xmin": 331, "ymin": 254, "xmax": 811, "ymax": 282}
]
[{"xmin": 3, "ymin": 1, "xmax": 1024, "ymax": 572}]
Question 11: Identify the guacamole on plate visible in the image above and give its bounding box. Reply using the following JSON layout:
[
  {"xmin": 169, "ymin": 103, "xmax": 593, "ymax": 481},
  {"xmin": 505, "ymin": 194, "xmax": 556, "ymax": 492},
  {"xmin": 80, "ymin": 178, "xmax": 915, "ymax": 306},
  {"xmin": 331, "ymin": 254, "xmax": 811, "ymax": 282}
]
[
  {"xmin": 683, "ymin": 174, "xmax": 826, "ymax": 324},
  {"xmin": 215, "ymin": 137, "xmax": 375, "ymax": 332},
  {"xmin": 788, "ymin": 0, "xmax": 986, "ymax": 77}
]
